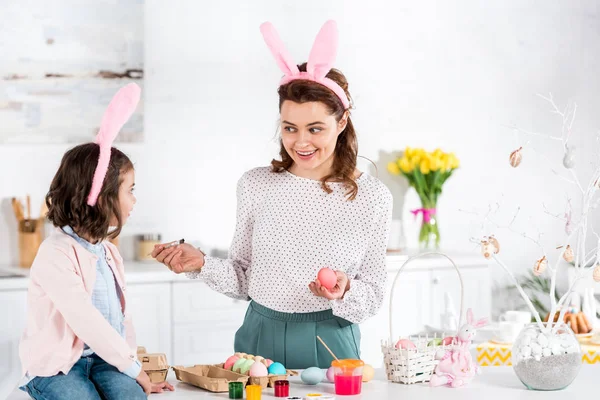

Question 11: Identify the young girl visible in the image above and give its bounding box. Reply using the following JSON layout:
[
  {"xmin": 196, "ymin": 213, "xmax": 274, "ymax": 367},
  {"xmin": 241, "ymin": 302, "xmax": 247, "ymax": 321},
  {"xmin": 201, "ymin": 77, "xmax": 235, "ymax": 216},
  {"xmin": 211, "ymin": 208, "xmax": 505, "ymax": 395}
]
[
  {"xmin": 19, "ymin": 84, "xmax": 173, "ymax": 399},
  {"xmin": 153, "ymin": 21, "xmax": 393, "ymax": 369}
]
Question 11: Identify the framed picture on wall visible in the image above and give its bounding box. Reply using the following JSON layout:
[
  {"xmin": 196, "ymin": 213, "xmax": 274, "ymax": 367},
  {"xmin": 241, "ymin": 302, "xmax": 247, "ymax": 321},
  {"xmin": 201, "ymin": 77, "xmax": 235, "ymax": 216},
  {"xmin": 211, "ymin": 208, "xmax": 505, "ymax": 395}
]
[{"xmin": 0, "ymin": 0, "xmax": 144, "ymax": 144}]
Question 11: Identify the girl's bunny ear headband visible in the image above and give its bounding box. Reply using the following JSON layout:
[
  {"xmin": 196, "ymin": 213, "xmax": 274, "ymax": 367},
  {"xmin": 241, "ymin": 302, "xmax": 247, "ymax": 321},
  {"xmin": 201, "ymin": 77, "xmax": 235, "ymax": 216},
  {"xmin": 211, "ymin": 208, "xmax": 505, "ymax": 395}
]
[
  {"xmin": 87, "ymin": 83, "xmax": 141, "ymax": 206},
  {"xmin": 260, "ymin": 20, "xmax": 350, "ymax": 110}
]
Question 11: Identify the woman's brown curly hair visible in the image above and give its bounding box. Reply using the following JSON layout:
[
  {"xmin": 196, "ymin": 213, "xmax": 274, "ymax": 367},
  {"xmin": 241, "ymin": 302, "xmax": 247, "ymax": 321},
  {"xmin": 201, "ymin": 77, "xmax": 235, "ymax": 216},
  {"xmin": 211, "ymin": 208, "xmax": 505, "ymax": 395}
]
[
  {"xmin": 271, "ymin": 63, "xmax": 359, "ymax": 200},
  {"xmin": 46, "ymin": 143, "xmax": 133, "ymax": 241}
]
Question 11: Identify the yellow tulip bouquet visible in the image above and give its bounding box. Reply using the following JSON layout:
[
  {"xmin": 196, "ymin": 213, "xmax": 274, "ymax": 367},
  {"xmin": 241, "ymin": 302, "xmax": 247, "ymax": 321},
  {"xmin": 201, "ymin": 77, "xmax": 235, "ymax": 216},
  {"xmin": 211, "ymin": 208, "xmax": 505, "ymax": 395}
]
[{"xmin": 387, "ymin": 147, "xmax": 459, "ymax": 248}]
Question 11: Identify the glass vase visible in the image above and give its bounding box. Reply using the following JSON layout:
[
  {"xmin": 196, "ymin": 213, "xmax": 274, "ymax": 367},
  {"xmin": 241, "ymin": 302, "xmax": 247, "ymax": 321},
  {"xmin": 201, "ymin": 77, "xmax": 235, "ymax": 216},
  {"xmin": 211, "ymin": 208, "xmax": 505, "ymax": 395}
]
[
  {"xmin": 416, "ymin": 202, "xmax": 440, "ymax": 249},
  {"xmin": 511, "ymin": 322, "xmax": 582, "ymax": 390}
]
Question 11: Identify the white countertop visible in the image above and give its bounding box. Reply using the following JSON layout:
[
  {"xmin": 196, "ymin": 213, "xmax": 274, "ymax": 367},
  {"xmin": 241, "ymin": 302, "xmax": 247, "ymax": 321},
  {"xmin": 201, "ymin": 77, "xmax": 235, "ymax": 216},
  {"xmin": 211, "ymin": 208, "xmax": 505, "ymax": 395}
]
[
  {"xmin": 7, "ymin": 366, "xmax": 599, "ymax": 399},
  {"xmin": 0, "ymin": 250, "xmax": 489, "ymax": 291}
]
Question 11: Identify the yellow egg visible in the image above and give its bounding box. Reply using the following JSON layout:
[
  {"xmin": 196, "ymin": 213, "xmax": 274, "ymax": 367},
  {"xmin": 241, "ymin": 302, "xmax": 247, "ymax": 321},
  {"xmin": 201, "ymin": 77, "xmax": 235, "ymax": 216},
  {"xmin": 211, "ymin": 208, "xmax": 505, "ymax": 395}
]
[{"xmin": 362, "ymin": 364, "xmax": 375, "ymax": 382}]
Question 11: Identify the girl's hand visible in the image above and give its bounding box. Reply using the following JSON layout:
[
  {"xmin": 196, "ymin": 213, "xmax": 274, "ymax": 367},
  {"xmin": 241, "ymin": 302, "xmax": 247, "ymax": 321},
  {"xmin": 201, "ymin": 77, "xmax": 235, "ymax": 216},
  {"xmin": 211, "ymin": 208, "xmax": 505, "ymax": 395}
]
[
  {"xmin": 151, "ymin": 381, "xmax": 175, "ymax": 393},
  {"xmin": 151, "ymin": 243, "xmax": 205, "ymax": 274},
  {"xmin": 309, "ymin": 271, "xmax": 350, "ymax": 300},
  {"xmin": 136, "ymin": 370, "xmax": 152, "ymax": 395}
]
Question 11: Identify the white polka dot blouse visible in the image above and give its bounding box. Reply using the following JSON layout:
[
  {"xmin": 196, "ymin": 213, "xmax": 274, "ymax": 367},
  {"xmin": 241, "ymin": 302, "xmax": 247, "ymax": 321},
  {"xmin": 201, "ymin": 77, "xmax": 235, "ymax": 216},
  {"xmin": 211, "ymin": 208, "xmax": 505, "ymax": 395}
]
[{"xmin": 187, "ymin": 166, "xmax": 393, "ymax": 324}]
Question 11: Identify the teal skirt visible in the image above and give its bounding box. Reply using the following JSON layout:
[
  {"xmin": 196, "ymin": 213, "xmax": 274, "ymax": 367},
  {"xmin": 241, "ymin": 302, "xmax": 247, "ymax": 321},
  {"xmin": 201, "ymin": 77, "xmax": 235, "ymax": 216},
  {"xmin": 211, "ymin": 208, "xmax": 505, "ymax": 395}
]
[{"xmin": 234, "ymin": 301, "xmax": 361, "ymax": 369}]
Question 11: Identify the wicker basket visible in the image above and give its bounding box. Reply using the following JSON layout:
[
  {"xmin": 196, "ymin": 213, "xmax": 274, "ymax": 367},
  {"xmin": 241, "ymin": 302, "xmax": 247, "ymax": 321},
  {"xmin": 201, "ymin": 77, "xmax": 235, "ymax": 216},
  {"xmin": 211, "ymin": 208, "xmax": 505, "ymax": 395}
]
[{"xmin": 381, "ymin": 252, "xmax": 465, "ymax": 384}]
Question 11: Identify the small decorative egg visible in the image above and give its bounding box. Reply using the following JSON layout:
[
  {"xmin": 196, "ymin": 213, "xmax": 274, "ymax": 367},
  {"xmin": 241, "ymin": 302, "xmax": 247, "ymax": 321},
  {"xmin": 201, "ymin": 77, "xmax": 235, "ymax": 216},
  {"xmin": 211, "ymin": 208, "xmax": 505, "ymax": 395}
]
[
  {"xmin": 480, "ymin": 236, "xmax": 499, "ymax": 259},
  {"xmin": 232, "ymin": 358, "xmax": 247, "ymax": 373},
  {"xmin": 301, "ymin": 367, "xmax": 324, "ymax": 385},
  {"xmin": 317, "ymin": 268, "xmax": 337, "ymax": 290},
  {"xmin": 563, "ymin": 145, "xmax": 576, "ymax": 169},
  {"xmin": 326, "ymin": 366, "xmax": 335, "ymax": 382},
  {"xmin": 509, "ymin": 147, "xmax": 523, "ymax": 168},
  {"xmin": 533, "ymin": 256, "xmax": 547, "ymax": 276},
  {"xmin": 265, "ymin": 359, "xmax": 274, "ymax": 367},
  {"xmin": 244, "ymin": 354, "xmax": 255, "ymax": 360},
  {"xmin": 441, "ymin": 336, "xmax": 456, "ymax": 346},
  {"xmin": 427, "ymin": 338, "xmax": 443, "ymax": 347},
  {"xmin": 562, "ymin": 245, "xmax": 574, "ymax": 263},
  {"xmin": 224, "ymin": 355, "xmax": 239, "ymax": 370},
  {"xmin": 362, "ymin": 364, "xmax": 375, "ymax": 382},
  {"xmin": 394, "ymin": 339, "xmax": 416, "ymax": 350},
  {"xmin": 240, "ymin": 359, "xmax": 255, "ymax": 375},
  {"xmin": 254, "ymin": 356, "xmax": 264, "ymax": 364},
  {"xmin": 593, "ymin": 263, "xmax": 600, "ymax": 282},
  {"xmin": 249, "ymin": 361, "xmax": 268, "ymax": 377},
  {"xmin": 268, "ymin": 362, "xmax": 286, "ymax": 375}
]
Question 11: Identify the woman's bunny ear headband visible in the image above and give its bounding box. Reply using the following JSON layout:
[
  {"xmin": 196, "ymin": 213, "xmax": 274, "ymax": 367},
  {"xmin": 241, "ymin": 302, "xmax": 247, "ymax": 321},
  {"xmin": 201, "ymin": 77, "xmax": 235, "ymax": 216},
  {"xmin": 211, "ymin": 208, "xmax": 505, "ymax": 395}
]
[
  {"xmin": 87, "ymin": 83, "xmax": 141, "ymax": 206},
  {"xmin": 260, "ymin": 20, "xmax": 350, "ymax": 110}
]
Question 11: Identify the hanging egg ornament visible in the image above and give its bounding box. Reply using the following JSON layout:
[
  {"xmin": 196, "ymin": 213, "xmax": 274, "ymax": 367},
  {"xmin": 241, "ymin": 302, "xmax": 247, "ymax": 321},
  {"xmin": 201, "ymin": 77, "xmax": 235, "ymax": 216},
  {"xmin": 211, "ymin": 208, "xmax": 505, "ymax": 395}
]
[
  {"xmin": 563, "ymin": 145, "xmax": 576, "ymax": 169},
  {"xmin": 488, "ymin": 236, "xmax": 500, "ymax": 254},
  {"xmin": 593, "ymin": 263, "xmax": 600, "ymax": 282},
  {"xmin": 533, "ymin": 256, "xmax": 547, "ymax": 276},
  {"xmin": 481, "ymin": 239, "xmax": 495, "ymax": 259},
  {"xmin": 509, "ymin": 147, "xmax": 523, "ymax": 168},
  {"xmin": 562, "ymin": 245, "xmax": 574, "ymax": 263}
]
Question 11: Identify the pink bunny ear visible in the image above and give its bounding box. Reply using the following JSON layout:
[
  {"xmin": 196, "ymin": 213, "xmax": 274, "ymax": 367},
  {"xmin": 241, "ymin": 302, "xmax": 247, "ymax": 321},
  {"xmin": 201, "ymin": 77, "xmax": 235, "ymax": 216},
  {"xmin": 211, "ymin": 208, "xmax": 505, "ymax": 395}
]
[
  {"xmin": 466, "ymin": 308, "xmax": 474, "ymax": 324},
  {"xmin": 87, "ymin": 83, "xmax": 141, "ymax": 206},
  {"xmin": 260, "ymin": 20, "xmax": 350, "ymax": 110},
  {"xmin": 260, "ymin": 22, "xmax": 300, "ymax": 77},
  {"xmin": 307, "ymin": 20, "xmax": 338, "ymax": 80}
]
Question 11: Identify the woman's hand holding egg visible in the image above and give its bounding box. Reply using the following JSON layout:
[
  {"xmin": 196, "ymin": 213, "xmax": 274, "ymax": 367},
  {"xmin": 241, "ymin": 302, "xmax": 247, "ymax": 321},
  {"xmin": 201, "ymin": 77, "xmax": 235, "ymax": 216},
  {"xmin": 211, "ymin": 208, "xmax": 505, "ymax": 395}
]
[
  {"xmin": 151, "ymin": 243, "xmax": 205, "ymax": 273},
  {"xmin": 309, "ymin": 269, "xmax": 349, "ymax": 300}
]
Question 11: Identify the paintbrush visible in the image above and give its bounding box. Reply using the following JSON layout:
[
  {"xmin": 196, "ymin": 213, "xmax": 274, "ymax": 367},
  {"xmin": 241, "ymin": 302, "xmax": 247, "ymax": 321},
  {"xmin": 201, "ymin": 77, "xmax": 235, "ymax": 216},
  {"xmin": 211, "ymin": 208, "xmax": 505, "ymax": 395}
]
[{"xmin": 147, "ymin": 238, "xmax": 185, "ymax": 256}]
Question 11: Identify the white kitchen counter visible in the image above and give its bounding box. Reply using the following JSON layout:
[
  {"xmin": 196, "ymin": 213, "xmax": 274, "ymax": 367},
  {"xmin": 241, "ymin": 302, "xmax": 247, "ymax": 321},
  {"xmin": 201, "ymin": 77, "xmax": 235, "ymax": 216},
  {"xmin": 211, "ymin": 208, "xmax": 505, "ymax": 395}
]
[
  {"xmin": 7, "ymin": 366, "xmax": 600, "ymax": 399},
  {"xmin": 0, "ymin": 250, "xmax": 489, "ymax": 290}
]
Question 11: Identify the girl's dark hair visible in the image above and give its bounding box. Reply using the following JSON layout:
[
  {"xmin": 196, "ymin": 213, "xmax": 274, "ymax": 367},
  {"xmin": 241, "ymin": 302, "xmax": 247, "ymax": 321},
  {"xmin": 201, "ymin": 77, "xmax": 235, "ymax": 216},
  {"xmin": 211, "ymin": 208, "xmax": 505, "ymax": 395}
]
[
  {"xmin": 46, "ymin": 143, "xmax": 133, "ymax": 241},
  {"xmin": 271, "ymin": 63, "xmax": 359, "ymax": 200}
]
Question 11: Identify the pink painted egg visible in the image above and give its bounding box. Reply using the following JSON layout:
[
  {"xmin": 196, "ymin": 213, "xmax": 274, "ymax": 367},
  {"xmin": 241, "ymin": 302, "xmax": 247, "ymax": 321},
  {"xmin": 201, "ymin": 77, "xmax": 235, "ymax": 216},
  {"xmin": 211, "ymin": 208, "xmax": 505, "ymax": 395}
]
[
  {"xmin": 249, "ymin": 361, "xmax": 268, "ymax": 377},
  {"xmin": 395, "ymin": 339, "xmax": 416, "ymax": 350},
  {"xmin": 441, "ymin": 336, "xmax": 456, "ymax": 346},
  {"xmin": 326, "ymin": 366, "xmax": 335, "ymax": 382},
  {"xmin": 317, "ymin": 268, "xmax": 337, "ymax": 290},
  {"xmin": 224, "ymin": 355, "xmax": 239, "ymax": 370}
]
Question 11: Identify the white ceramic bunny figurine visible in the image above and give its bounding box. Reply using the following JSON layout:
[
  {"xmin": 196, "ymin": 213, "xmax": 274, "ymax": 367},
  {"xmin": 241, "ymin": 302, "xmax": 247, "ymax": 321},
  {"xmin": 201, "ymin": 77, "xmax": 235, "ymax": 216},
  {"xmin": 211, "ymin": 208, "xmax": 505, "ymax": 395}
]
[{"xmin": 430, "ymin": 308, "xmax": 488, "ymax": 388}]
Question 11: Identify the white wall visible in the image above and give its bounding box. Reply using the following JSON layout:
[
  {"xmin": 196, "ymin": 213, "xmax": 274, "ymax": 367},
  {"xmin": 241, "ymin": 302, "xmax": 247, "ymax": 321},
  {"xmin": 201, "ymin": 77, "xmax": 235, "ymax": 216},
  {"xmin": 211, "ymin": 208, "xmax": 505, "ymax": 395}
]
[{"xmin": 1, "ymin": 1, "xmax": 599, "ymax": 311}]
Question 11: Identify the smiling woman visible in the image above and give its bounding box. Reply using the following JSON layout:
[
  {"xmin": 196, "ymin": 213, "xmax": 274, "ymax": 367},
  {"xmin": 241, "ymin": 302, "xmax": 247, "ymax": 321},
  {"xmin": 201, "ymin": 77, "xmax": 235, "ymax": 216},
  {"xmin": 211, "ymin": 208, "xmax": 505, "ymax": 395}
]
[
  {"xmin": 274, "ymin": 62, "xmax": 359, "ymax": 200},
  {"xmin": 152, "ymin": 20, "xmax": 393, "ymax": 369}
]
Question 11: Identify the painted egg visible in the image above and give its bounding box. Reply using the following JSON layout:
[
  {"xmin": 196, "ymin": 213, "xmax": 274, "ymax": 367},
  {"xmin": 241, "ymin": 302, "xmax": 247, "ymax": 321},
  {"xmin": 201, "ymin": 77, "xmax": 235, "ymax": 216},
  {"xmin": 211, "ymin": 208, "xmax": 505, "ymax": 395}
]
[
  {"xmin": 317, "ymin": 268, "xmax": 337, "ymax": 290},
  {"xmin": 240, "ymin": 359, "xmax": 255, "ymax": 375},
  {"xmin": 326, "ymin": 366, "xmax": 335, "ymax": 382},
  {"xmin": 427, "ymin": 338, "xmax": 443, "ymax": 347},
  {"xmin": 232, "ymin": 358, "xmax": 247, "ymax": 373},
  {"xmin": 224, "ymin": 355, "xmax": 239, "ymax": 370},
  {"xmin": 244, "ymin": 354, "xmax": 255, "ymax": 360},
  {"xmin": 362, "ymin": 364, "xmax": 375, "ymax": 382},
  {"xmin": 268, "ymin": 362, "xmax": 287, "ymax": 375},
  {"xmin": 265, "ymin": 359, "xmax": 274, "ymax": 367},
  {"xmin": 394, "ymin": 339, "xmax": 416, "ymax": 350},
  {"xmin": 441, "ymin": 336, "xmax": 456, "ymax": 346},
  {"xmin": 301, "ymin": 367, "xmax": 324, "ymax": 385},
  {"xmin": 249, "ymin": 361, "xmax": 268, "ymax": 377}
]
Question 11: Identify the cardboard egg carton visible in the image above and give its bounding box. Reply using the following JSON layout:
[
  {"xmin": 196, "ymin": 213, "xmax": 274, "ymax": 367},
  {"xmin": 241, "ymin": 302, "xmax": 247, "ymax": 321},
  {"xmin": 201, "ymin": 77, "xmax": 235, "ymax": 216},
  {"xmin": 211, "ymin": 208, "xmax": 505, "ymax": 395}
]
[
  {"xmin": 172, "ymin": 364, "xmax": 249, "ymax": 392},
  {"xmin": 137, "ymin": 352, "xmax": 169, "ymax": 383}
]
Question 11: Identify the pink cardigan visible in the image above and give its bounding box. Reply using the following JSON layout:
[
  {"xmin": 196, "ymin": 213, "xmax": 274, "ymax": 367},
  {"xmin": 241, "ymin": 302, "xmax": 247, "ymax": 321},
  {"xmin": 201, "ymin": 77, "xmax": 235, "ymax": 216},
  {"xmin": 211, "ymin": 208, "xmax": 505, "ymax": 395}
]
[{"xmin": 19, "ymin": 228, "xmax": 138, "ymax": 377}]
